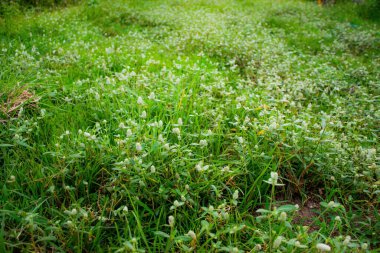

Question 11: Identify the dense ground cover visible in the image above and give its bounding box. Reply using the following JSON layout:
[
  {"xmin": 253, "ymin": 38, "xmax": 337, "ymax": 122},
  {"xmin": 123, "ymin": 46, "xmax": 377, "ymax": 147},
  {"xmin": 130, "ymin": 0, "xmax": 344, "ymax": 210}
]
[{"xmin": 0, "ymin": 0, "xmax": 379, "ymax": 251}]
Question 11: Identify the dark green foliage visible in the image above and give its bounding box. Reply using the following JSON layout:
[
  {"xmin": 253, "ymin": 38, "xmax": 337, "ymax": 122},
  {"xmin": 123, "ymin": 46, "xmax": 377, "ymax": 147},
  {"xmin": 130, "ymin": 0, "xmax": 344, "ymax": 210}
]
[
  {"xmin": 0, "ymin": 0, "xmax": 82, "ymax": 17},
  {"xmin": 358, "ymin": 0, "xmax": 380, "ymax": 20}
]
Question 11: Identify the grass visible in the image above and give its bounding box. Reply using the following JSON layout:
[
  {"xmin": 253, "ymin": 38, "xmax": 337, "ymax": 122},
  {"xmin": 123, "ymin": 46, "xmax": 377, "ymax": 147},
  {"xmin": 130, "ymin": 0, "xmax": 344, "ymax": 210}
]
[{"xmin": 0, "ymin": 0, "xmax": 379, "ymax": 251}]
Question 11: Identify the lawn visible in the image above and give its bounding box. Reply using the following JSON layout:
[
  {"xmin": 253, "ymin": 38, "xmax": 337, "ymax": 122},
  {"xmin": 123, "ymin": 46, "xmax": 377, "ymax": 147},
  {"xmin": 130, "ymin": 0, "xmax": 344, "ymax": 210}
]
[{"xmin": 0, "ymin": 0, "xmax": 379, "ymax": 252}]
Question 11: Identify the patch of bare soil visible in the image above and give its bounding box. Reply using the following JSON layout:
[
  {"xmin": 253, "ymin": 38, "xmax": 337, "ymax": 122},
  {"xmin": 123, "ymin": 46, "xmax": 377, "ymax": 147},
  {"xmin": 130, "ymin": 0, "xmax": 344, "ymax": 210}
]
[
  {"xmin": 0, "ymin": 88, "xmax": 39, "ymax": 122},
  {"xmin": 276, "ymin": 195, "xmax": 321, "ymax": 231}
]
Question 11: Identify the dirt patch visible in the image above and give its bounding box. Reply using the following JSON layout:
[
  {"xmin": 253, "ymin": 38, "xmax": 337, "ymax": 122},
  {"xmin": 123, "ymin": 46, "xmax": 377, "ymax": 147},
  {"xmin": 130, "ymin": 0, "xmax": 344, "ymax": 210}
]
[
  {"xmin": 293, "ymin": 199, "xmax": 321, "ymax": 231},
  {"xmin": 276, "ymin": 195, "xmax": 321, "ymax": 231},
  {"xmin": 0, "ymin": 87, "xmax": 39, "ymax": 122}
]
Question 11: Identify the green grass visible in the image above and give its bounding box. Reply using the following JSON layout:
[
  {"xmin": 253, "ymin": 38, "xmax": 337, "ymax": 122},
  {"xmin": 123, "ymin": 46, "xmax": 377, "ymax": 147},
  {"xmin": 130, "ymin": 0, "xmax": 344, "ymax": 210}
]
[{"xmin": 0, "ymin": 0, "xmax": 379, "ymax": 251}]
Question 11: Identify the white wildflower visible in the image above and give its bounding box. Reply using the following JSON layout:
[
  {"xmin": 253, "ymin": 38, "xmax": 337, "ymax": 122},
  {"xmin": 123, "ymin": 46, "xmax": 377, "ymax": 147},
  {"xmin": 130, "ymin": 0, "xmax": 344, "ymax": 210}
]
[
  {"xmin": 168, "ymin": 215, "xmax": 175, "ymax": 227},
  {"xmin": 221, "ymin": 166, "xmax": 231, "ymax": 172},
  {"xmin": 137, "ymin": 96, "xmax": 144, "ymax": 105},
  {"xmin": 172, "ymin": 127, "xmax": 180, "ymax": 135},
  {"xmin": 187, "ymin": 230, "xmax": 196, "ymax": 240},
  {"xmin": 316, "ymin": 243, "xmax": 331, "ymax": 252},
  {"xmin": 136, "ymin": 142, "xmax": 143, "ymax": 152},
  {"xmin": 163, "ymin": 143, "xmax": 170, "ymax": 150},
  {"xmin": 264, "ymin": 171, "xmax": 284, "ymax": 186},
  {"xmin": 119, "ymin": 122, "xmax": 127, "ymax": 129},
  {"xmin": 273, "ymin": 236, "xmax": 283, "ymax": 249},
  {"xmin": 278, "ymin": 211, "xmax": 287, "ymax": 222},
  {"xmin": 343, "ymin": 236, "xmax": 351, "ymax": 246},
  {"xmin": 148, "ymin": 92, "xmax": 155, "ymax": 100},
  {"xmin": 199, "ymin": 139, "xmax": 208, "ymax": 148}
]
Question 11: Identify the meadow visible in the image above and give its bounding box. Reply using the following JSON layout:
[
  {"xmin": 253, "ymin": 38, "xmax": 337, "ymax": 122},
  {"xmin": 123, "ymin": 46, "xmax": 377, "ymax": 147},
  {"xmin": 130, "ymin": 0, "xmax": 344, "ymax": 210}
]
[{"xmin": 0, "ymin": 0, "xmax": 379, "ymax": 252}]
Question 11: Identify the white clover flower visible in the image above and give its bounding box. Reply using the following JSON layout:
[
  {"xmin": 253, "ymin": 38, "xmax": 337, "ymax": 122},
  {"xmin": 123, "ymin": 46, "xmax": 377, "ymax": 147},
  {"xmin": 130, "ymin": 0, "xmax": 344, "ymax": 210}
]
[
  {"xmin": 221, "ymin": 166, "xmax": 231, "ymax": 173},
  {"xmin": 98, "ymin": 216, "xmax": 107, "ymax": 222},
  {"xmin": 237, "ymin": 137, "xmax": 244, "ymax": 144},
  {"xmin": 264, "ymin": 171, "xmax": 284, "ymax": 186},
  {"xmin": 84, "ymin": 132, "xmax": 91, "ymax": 138},
  {"xmin": 199, "ymin": 139, "xmax": 208, "ymax": 148},
  {"xmin": 66, "ymin": 220, "xmax": 74, "ymax": 227},
  {"xmin": 361, "ymin": 243, "xmax": 368, "ymax": 250},
  {"xmin": 172, "ymin": 127, "xmax": 180, "ymax": 135},
  {"xmin": 316, "ymin": 243, "xmax": 331, "ymax": 252},
  {"xmin": 278, "ymin": 211, "xmax": 287, "ymax": 222},
  {"xmin": 187, "ymin": 230, "xmax": 196, "ymax": 240},
  {"xmin": 127, "ymin": 129, "xmax": 132, "ymax": 137},
  {"xmin": 81, "ymin": 210, "xmax": 88, "ymax": 219},
  {"xmin": 335, "ymin": 216, "xmax": 341, "ymax": 222},
  {"xmin": 231, "ymin": 247, "xmax": 239, "ymax": 253},
  {"xmin": 148, "ymin": 92, "xmax": 155, "ymax": 100},
  {"xmin": 137, "ymin": 96, "xmax": 144, "ymax": 105},
  {"xmin": 150, "ymin": 165, "xmax": 156, "ymax": 173},
  {"xmin": 343, "ymin": 236, "xmax": 351, "ymax": 246},
  {"xmin": 292, "ymin": 240, "xmax": 307, "ymax": 249},
  {"xmin": 119, "ymin": 122, "xmax": 127, "ymax": 129},
  {"xmin": 195, "ymin": 161, "xmax": 209, "ymax": 172},
  {"xmin": 48, "ymin": 185, "xmax": 55, "ymax": 193},
  {"xmin": 7, "ymin": 175, "xmax": 16, "ymax": 183},
  {"xmin": 140, "ymin": 111, "xmax": 147, "ymax": 119},
  {"xmin": 64, "ymin": 208, "xmax": 77, "ymax": 216},
  {"xmin": 273, "ymin": 236, "xmax": 283, "ymax": 249},
  {"xmin": 123, "ymin": 206, "xmax": 128, "ymax": 212},
  {"xmin": 327, "ymin": 201, "xmax": 340, "ymax": 208},
  {"xmin": 136, "ymin": 142, "xmax": 143, "ymax": 152},
  {"xmin": 177, "ymin": 118, "xmax": 183, "ymax": 126},
  {"xmin": 271, "ymin": 172, "xmax": 278, "ymax": 181},
  {"xmin": 168, "ymin": 215, "xmax": 175, "ymax": 227},
  {"xmin": 170, "ymin": 200, "xmax": 184, "ymax": 210},
  {"xmin": 163, "ymin": 143, "xmax": 170, "ymax": 150},
  {"xmin": 105, "ymin": 47, "xmax": 114, "ymax": 54},
  {"xmin": 254, "ymin": 244, "xmax": 262, "ymax": 251}
]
